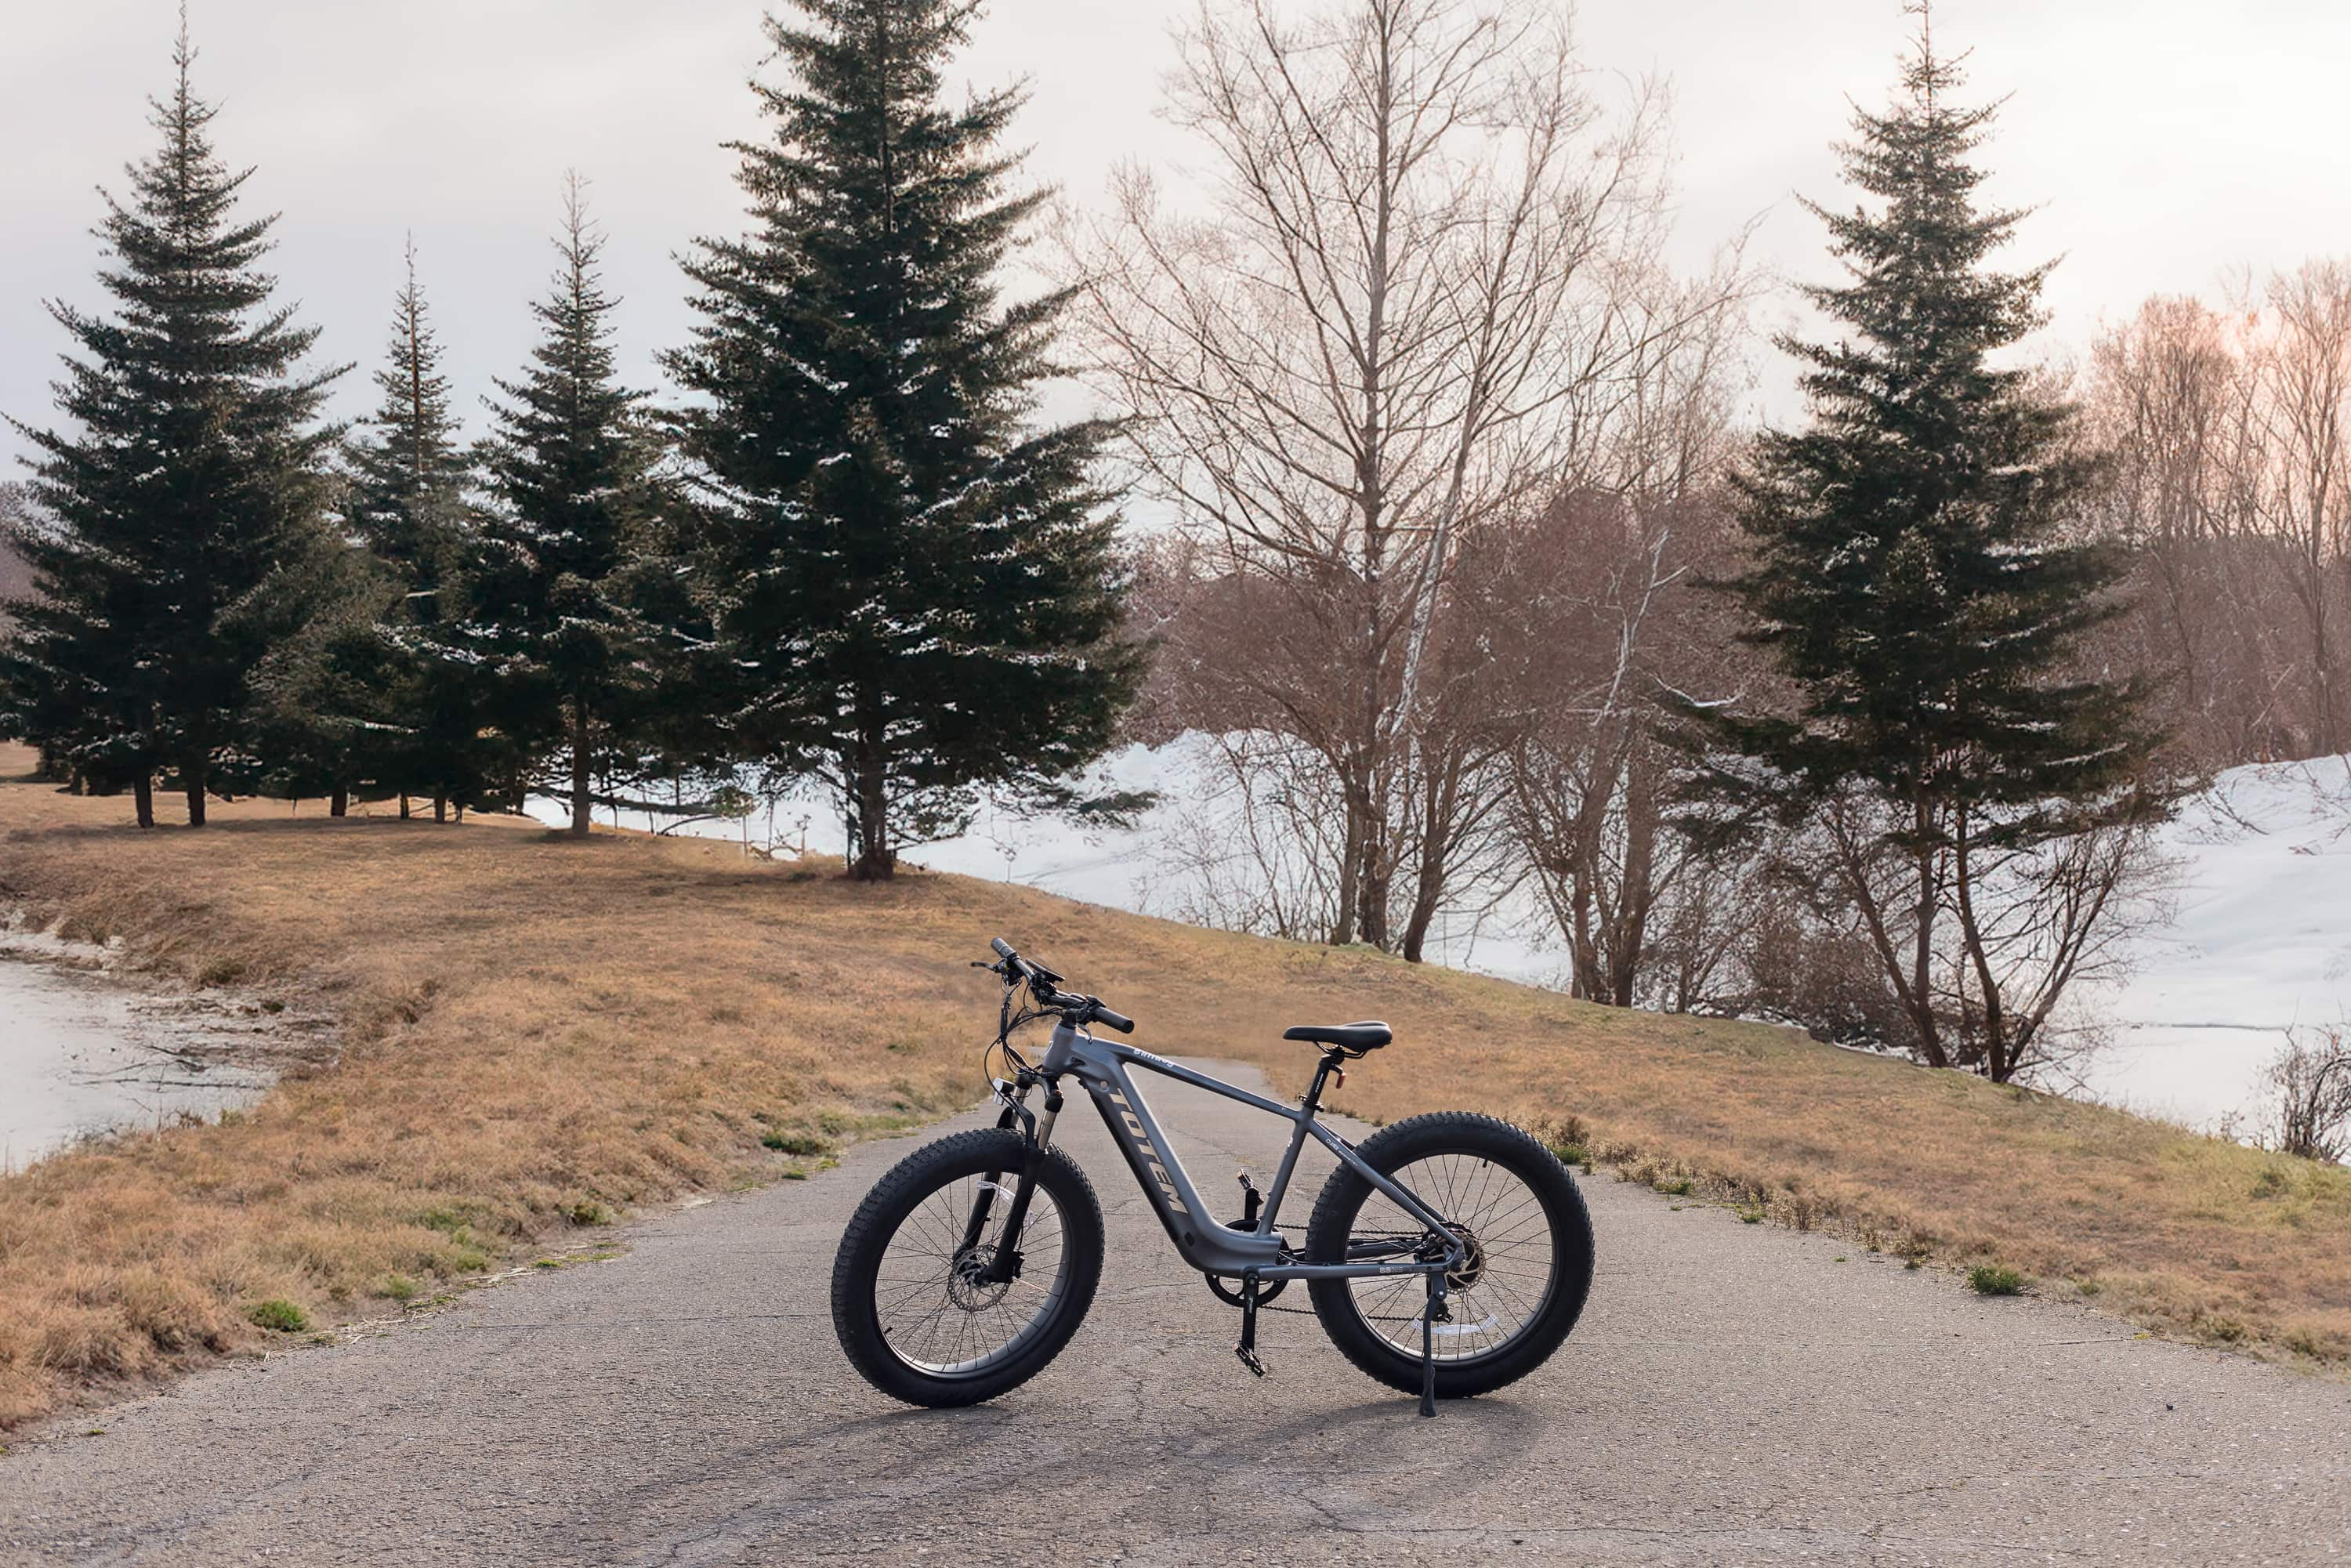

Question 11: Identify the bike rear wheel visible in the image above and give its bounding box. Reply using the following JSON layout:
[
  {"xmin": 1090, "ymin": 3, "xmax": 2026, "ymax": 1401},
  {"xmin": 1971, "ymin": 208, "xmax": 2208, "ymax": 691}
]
[
  {"xmin": 831, "ymin": 1127, "xmax": 1104, "ymax": 1407},
  {"xmin": 1305, "ymin": 1112, "xmax": 1594, "ymax": 1400}
]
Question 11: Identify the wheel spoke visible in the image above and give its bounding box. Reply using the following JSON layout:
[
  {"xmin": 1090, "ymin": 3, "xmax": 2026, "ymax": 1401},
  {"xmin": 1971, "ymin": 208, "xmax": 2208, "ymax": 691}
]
[
  {"xmin": 1339, "ymin": 1148, "xmax": 1559, "ymax": 1363},
  {"xmin": 872, "ymin": 1169, "xmax": 1070, "ymax": 1378}
]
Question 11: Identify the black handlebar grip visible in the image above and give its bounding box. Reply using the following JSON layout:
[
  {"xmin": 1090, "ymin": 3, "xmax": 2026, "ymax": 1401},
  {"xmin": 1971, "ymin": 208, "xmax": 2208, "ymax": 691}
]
[
  {"xmin": 1092, "ymin": 1004, "xmax": 1136, "ymax": 1034},
  {"xmin": 991, "ymin": 937, "xmax": 1016, "ymax": 959}
]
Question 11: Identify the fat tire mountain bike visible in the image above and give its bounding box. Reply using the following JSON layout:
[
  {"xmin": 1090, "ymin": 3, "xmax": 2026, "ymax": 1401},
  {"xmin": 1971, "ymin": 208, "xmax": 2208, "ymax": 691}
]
[{"xmin": 830, "ymin": 939, "xmax": 1596, "ymax": 1417}]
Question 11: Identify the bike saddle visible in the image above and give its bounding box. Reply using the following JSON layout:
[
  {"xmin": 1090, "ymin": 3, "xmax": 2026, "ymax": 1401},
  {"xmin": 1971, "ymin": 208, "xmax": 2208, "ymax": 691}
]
[{"xmin": 1281, "ymin": 1021, "xmax": 1392, "ymax": 1053}]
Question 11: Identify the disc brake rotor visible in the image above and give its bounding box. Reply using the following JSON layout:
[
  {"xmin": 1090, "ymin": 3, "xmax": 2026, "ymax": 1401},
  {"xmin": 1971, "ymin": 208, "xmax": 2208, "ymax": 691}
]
[{"xmin": 947, "ymin": 1247, "xmax": 1012, "ymax": 1312}]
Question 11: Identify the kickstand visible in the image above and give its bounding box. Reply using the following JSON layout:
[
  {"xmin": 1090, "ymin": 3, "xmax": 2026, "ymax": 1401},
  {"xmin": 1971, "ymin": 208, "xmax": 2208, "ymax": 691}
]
[
  {"xmin": 1235, "ymin": 1271, "xmax": 1267, "ymax": 1378},
  {"xmin": 1419, "ymin": 1269, "xmax": 1440, "ymax": 1418}
]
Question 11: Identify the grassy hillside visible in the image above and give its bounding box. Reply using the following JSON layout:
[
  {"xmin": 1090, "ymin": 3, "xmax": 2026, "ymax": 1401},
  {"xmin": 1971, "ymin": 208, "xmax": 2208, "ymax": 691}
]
[{"xmin": 1, "ymin": 744, "xmax": 2345, "ymax": 1428}]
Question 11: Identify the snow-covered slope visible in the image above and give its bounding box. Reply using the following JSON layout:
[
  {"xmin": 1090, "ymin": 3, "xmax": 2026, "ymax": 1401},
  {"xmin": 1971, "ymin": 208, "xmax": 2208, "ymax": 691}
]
[{"xmin": 2079, "ymin": 755, "xmax": 2351, "ymax": 1132}]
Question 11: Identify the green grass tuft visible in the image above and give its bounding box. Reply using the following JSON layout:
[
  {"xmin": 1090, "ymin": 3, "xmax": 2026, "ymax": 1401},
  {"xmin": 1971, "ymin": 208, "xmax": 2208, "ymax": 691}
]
[
  {"xmin": 1968, "ymin": 1264, "xmax": 2026, "ymax": 1296},
  {"xmin": 245, "ymin": 1298, "xmax": 308, "ymax": 1333},
  {"xmin": 761, "ymin": 1128, "xmax": 834, "ymax": 1157}
]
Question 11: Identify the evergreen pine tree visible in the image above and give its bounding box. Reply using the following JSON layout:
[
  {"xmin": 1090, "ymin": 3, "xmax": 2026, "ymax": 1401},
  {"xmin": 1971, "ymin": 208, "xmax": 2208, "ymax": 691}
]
[
  {"xmin": 1686, "ymin": 5, "xmax": 2164, "ymax": 1077},
  {"xmin": 346, "ymin": 241, "xmax": 489, "ymax": 820},
  {"xmin": 668, "ymin": 0, "xmax": 1143, "ymax": 880},
  {"xmin": 0, "ymin": 24, "xmax": 342, "ymax": 827},
  {"xmin": 241, "ymin": 516, "xmax": 382, "ymax": 814},
  {"xmin": 473, "ymin": 179, "xmax": 668, "ymax": 838}
]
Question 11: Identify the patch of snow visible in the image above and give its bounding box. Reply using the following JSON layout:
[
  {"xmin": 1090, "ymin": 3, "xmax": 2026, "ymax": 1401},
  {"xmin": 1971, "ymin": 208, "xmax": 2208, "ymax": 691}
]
[{"xmin": 2081, "ymin": 754, "xmax": 2351, "ymax": 1133}]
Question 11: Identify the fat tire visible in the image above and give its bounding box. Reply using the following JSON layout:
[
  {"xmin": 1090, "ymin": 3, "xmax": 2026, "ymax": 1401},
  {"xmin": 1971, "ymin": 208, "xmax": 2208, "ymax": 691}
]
[
  {"xmin": 1305, "ymin": 1111, "xmax": 1594, "ymax": 1400},
  {"xmin": 831, "ymin": 1127, "xmax": 1104, "ymax": 1408}
]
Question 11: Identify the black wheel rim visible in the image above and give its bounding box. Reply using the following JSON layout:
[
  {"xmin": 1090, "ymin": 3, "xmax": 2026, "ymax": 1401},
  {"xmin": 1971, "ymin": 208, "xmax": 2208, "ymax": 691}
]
[
  {"xmin": 1338, "ymin": 1152, "xmax": 1558, "ymax": 1364},
  {"xmin": 872, "ymin": 1171, "xmax": 1071, "ymax": 1378}
]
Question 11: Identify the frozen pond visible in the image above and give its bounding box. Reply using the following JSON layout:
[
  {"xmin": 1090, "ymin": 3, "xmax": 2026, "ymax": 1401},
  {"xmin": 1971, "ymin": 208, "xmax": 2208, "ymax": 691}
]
[{"xmin": 0, "ymin": 956, "xmax": 277, "ymax": 1171}]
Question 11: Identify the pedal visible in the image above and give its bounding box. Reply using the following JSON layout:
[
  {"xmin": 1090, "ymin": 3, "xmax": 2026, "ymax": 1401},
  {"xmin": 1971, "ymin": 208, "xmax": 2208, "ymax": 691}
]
[{"xmin": 1236, "ymin": 1269, "xmax": 1268, "ymax": 1378}]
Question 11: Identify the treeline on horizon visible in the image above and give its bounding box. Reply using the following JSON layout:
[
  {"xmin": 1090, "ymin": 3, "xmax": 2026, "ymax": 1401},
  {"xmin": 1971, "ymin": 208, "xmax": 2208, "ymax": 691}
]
[
  {"xmin": 2, "ymin": 0, "xmax": 2345, "ymax": 1099},
  {"xmin": 0, "ymin": 2, "xmax": 1140, "ymax": 878}
]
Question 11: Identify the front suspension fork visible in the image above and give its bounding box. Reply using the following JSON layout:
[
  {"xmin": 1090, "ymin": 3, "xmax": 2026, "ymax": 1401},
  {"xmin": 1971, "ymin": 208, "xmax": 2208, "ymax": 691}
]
[{"xmin": 969, "ymin": 1078, "xmax": 1063, "ymax": 1284}]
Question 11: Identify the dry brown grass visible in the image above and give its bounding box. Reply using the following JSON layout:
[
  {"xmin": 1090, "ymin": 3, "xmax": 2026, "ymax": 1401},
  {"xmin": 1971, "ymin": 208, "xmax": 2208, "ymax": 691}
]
[{"xmin": 2, "ymin": 742, "xmax": 2346, "ymax": 1427}]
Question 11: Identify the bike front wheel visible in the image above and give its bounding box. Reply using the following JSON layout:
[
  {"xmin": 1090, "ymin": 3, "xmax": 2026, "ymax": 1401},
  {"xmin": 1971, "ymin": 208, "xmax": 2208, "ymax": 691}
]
[
  {"xmin": 1305, "ymin": 1111, "xmax": 1594, "ymax": 1400},
  {"xmin": 831, "ymin": 1127, "xmax": 1104, "ymax": 1407}
]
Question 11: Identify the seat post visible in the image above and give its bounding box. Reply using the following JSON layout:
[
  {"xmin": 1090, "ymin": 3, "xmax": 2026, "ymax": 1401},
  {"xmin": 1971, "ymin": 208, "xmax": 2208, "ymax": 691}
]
[{"xmin": 1300, "ymin": 1050, "xmax": 1345, "ymax": 1117}]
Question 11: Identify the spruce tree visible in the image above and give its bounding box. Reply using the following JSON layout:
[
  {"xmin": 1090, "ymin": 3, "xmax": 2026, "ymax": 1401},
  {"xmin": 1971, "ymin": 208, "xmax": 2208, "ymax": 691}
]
[
  {"xmin": 1686, "ymin": 6, "xmax": 2164, "ymax": 1077},
  {"xmin": 0, "ymin": 25, "xmax": 342, "ymax": 827},
  {"xmin": 669, "ymin": 0, "xmax": 1143, "ymax": 880},
  {"xmin": 346, "ymin": 242, "xmax": 487, "ymax": 820},
  {"xmin": 473, "ymin": 180, "xmax": 667, "ymax": 838}
]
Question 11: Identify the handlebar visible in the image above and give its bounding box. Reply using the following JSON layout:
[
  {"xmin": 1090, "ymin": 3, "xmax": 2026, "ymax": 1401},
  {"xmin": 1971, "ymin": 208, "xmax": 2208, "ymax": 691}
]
[{"xmin": 987, "ymin": 937, "xmax": 1134, "ymax": 1034}]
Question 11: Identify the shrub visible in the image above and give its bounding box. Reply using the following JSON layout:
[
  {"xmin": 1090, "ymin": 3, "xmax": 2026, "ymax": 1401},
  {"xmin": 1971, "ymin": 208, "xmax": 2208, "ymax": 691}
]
[
  {"xmin": 245, "ymin": 1299, "xmax": 308, "ymax": 1334},
  {"xmin": 1741, "ymin": 911, "xmax": 1923, "ymax": 1053},
  {"xmin": 762, "ymin": 1129, "xmax": 831, "ymax": 1157},
  {"xmin": 1967, "ymin": 1264, "xmax": 2025, "ymax": 1296},
  {"xmin": 2268, "ymin": 1027, "xmax": 2351, "ymax": 1163}
]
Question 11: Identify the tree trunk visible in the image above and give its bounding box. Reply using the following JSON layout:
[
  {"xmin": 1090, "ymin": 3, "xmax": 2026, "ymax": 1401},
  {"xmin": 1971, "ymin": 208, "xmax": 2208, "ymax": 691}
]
[
  {"xmin": 1331, "ymin": 779, "xmax": 1364, "ymax": 947},
  {"xmin": 184, "ymin": 759, "xmax": 207, "ymax": 827},
  {"xmin": 433, "ymin": 792, "xmax": 447, "ymax": 824},
  {"xmin": 1355, "ymin": 826, "xmax": 1390, "ymax": 952},
  {"xmin": 330, "ymin": 786, "xmax": 348, "ymax": 818},
  {"xmin": 133, "ymin": 773, "xmax": 154, "ymax": 829},
  {"xmin": 1346, "ymin": 752, "xmax": 1390, "ymax": 951},
  {"xmin": 848, "ymin": 697, "xmax": 895, "ymax": 880},
  {"xmin": 400, "ymin": 793, "xmax": 411, "ymax": 820},
  {"xmin": 2312, "ymin": 584, "xmax": 2342, "ymax": 756},
  {"xmin": 1607, "ymin": 762, "xmax": 1660, "ymax": 1007},
  {"xmin": 570, "ymin": 700, "xmax": 592, "ymax": 838},
  {"xmin": 1399, "ymin": 886, "xmax": 1438, "ymax": 964},
  {"xmin": 1568, "ymin": 879, "xmax": 1600, "ymax": 1002}
]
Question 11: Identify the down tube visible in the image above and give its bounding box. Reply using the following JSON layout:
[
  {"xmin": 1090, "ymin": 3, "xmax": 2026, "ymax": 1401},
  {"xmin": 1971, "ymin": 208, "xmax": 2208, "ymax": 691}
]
[{"xmin": 1077, "ymin": 1059, "xmax": 1285, "ymax": 1276}]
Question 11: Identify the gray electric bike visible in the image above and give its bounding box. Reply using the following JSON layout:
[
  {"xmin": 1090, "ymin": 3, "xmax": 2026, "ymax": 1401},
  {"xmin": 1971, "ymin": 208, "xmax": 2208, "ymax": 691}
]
[{"xmin": 829, "ymin": 939, "xmax": 1596, "ymax": 1417}]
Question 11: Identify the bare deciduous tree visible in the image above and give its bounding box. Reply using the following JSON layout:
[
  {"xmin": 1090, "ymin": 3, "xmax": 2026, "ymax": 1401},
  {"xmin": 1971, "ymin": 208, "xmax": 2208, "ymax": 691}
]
[
  {"xmin": 2248, "ymin": 262, "xmax": 2351, "ymax": 757},
  {"xmin": 1068, "ymin": 0, "xmax": 1737, "ymax": 957},
  {"xmin": 1777, "ymin": 789, "xmax": 2172, "ymax": 1081},
  {"xmin": 2088, "ymin": 275, "xmax": 2351, "ymax": 769},
  {"xmin": 2268, "ymin": 1024, "xmax": 2351, "ymax": 1164},
  {"xmin": 1494, "ymin": 280, "xmax": 1751, "ymax": 1005}
]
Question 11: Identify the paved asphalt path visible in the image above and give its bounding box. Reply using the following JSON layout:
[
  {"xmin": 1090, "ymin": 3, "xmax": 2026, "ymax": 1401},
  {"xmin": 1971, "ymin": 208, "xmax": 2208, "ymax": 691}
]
[{"xmin": 5, "ymin": 1059, "xmax": 2349, "ymax": 1566}]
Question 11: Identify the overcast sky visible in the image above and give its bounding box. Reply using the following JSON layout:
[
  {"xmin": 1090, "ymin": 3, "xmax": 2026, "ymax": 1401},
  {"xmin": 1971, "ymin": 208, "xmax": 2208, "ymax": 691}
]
[{"xmin": 5, "ymin": 0, "xmax": 2349, "ymax": 475}]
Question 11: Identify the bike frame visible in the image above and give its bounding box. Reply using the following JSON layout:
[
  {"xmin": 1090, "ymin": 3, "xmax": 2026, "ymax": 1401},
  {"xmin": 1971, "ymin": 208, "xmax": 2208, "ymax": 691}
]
[{"xmin": 1000, "ymin": 1020, "xmax": 1465, "ymax": 1282}]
